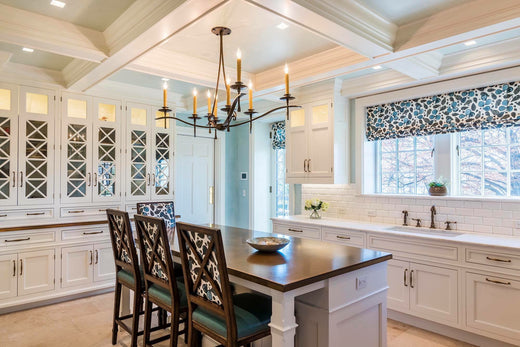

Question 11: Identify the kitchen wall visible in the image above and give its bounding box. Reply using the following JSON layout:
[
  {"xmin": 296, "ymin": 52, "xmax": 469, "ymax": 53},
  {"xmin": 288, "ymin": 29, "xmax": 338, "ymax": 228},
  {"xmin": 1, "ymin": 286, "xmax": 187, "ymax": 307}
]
[{"xmin": 302, "ymin": 184, "xmax": 520, "ymax": 236}]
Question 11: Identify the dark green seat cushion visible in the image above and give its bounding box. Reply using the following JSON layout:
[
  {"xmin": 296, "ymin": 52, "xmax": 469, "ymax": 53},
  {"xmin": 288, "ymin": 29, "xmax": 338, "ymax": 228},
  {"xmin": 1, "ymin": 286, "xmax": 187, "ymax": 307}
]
[
  {"xmin": 117, "ymin": 268, "xmax": 144, "ymax": 289},
  {"xmin": 192, "ymin": 293, "xmax": 271, "ymax": 339},
  {"xmin": 147, "ymin": 281, "xmax": 187, "ymax": 308}
]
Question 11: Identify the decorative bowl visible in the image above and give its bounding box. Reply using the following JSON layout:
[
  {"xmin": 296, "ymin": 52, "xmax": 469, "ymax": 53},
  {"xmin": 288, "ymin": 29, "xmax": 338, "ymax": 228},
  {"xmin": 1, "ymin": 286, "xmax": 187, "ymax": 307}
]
[
  {"xmin": 428, "ymin": 186, "xmax": 447, "ymax": 196},
  {"xmin": 246, "ymin": 237, "xmax": 290, "ymax": 253}
]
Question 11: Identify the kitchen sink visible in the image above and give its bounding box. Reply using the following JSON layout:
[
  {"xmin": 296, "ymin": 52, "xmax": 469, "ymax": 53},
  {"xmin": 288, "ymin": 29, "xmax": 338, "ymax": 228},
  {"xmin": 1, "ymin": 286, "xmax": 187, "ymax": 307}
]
[{"xmin": 387, "ymin": 225, "xmax": 463, "ymax": 237}]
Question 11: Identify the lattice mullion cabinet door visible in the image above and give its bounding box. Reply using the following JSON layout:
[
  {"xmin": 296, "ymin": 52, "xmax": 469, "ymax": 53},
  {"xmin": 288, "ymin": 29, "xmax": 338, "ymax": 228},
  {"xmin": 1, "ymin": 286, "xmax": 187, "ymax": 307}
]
[
  {"xmin": 0, "ymin": 83, "xmax": 19, "ymax": 206},
  {"xmin": 125, "ymin": 102, "xmax": 152, "ymax": 201},
  {"xmin": 151, "ymin": 127, "xmax": 174, "ymax": 200},
  {"xmin": 18, "ymin": 87, "xmax": 55, "ymax": 205},
  {"xmin": 60, "ymin": 93, "xmax": 93, "ymax": 204},
  {"xmin": 92, "ymin": 97, "xmax": 121, "ymax": 203}
]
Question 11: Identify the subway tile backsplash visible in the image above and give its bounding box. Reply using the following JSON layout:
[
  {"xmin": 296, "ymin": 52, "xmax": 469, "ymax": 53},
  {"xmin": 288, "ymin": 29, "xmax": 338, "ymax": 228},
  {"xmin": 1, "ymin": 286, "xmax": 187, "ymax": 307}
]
[{"xmin": 301, "ymin": 184, "xmax": 520, "ymax": 236}]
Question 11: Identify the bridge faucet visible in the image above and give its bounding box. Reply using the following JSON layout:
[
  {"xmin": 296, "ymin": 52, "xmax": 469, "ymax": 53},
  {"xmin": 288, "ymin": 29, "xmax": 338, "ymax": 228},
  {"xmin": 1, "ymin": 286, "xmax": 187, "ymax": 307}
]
[{"xmin": 430, "ymin": 205, "xmax": 437, "ymax": 229}]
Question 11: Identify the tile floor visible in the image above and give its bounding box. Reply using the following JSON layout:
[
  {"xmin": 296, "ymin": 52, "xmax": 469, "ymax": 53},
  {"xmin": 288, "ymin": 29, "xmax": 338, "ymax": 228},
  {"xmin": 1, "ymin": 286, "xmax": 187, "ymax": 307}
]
[{"xmin": 0, "ymin": 293, "xmax": 474, "ymax": 347}]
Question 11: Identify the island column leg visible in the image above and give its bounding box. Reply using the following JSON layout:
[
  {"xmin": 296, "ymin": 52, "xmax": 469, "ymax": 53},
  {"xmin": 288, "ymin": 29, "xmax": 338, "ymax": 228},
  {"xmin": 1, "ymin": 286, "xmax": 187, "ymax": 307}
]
[{"xmin": 269, "ymin": 290, "xmax": 298, "ymax": 347}]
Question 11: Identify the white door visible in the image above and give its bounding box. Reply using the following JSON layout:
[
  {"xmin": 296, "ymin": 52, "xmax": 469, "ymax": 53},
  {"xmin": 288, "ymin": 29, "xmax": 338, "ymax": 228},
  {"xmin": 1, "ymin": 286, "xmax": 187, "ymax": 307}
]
[
  {"xmin": 61, "ymin": 245, "xmax": 93, "ymax": 288},
  {"xmin": 175, "ymin": 134, "xmax": 214, "ymax": 224},
  {"xmin": 387, "ymin": 259, "xmax": 410, "ymax": 311},
  {"xmin": 286, "ymin": 107, "xmax": 307, "ymax": 179},
  {"xmin": 0, "ymin": 83, "xmax": 18, "ymax": 206},
  {"xmin": 409, "ymin": 262, "xmax": 458, "ymax": 324},
  {"xmin": 93, "ymin": 242, "xmax": 115, "ymax": 282},
  {"xmin": 307, "ymin": 100, "xmax": 332, "ymax": 178},
  {"xmin": 0, "ymin": 253, "xmax": 17, "ymax": 299},
  {"xmin": 18, "ymin": 249, "xmax": 55, "ymax": 296},
  {"xmin": 61, "ymin": 93, "xmax": 93, "ymax": 204},
  {"xmin": 18, "ymin": 86, "xmax": 55, "ymax": 205}
]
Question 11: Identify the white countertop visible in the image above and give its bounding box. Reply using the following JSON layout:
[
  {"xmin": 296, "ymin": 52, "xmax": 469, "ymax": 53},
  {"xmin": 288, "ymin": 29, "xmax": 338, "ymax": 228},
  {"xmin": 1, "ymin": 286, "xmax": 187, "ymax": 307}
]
[{"xmin": 272, "ymin": 215, "xmax": 520, "ymax": 251}]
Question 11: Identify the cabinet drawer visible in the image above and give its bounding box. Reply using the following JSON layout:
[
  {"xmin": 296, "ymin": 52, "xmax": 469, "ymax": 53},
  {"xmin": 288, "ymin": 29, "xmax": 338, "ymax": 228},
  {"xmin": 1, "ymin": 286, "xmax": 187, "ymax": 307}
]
[
  {"xmin": 466, "ymin": 248, "xmax": 520, "ymax": 271},
  {"xmin": 61, "ymin": 227, "xmax": 109, "ymax": 241},
  {"xmin": 368, "ymin": 235, "xmax": 458, "ymax": 261},
  {"xmin": 0, "ymin": 209, "xmax": 53, "ymax": 221},
  {"xmin": 322, "ymin": 227, "xmax": 365, "ymax": 247},
  {"xmin": 60, "ymin": 206, "xmax": 118, "ymax": 218},
  {"xmin": 273, "ymin": 222, "xmax": 321, "ymax": 239},
  {"xmin": 1, "ymin": 231, "xmax": 55, "ymax": 247}
]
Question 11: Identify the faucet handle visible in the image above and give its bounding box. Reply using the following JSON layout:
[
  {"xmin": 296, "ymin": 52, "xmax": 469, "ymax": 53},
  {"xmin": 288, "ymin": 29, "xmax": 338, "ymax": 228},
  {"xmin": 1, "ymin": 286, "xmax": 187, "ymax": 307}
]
[
  {"xmin": 445, "ymin": 221, "xmax": 457, "ymax": 230},
  {"xmin": 411, "ymin": 218, "xmax": 422, "ymax": 227}
]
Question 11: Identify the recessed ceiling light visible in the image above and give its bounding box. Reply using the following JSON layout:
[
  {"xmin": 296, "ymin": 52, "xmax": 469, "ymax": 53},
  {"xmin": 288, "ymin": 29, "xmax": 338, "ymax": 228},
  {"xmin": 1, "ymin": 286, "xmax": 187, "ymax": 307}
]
[
  {"xmin": 161, "ymin": 78, "xmax": 169, "ymax": 81},
  {"xmin": 50, "ymin": 0, "xmax": 66, "ymax": 8},
  {"xmin": 372, "ymin": 65, "xmax": 382, "ymax": 70},
  {"xmin": 464, "ymin": 40, "xmax": 477, "ymax": 46},
  {"xmin": 22, "ymin": 47, "xmax": 34, "ymax": 53},
  {"xmin": 277, "ymin": 22, "xmax": 289, "ymax": 30}
]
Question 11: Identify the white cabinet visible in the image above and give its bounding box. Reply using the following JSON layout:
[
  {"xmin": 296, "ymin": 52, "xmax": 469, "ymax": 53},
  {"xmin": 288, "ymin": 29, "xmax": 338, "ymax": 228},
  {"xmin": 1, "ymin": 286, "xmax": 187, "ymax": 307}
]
[
  {"xmin": 0, "ymin": 84, "xmax": 55, "ymax": 206},
  {"xmin": 60, "ymin": 93, "xmax": 121, "ymax": 205},
  {"xmin": 286, "ymin": 100, "xmax": 333, "ymax": 183},
  {"xmin": 61, "ymin": 242, "xmax": 115, "ymax": 288},
  {"xmin": 125, "ymin": 102, "xmax": 174, "ymax": 201},
  {"xmin": 466, "ymin": 272, "xmax": 520, "ymax": 343},
  {"xmin": 0, "ymin": 249, "xmax": 55, "ymax": 299}
]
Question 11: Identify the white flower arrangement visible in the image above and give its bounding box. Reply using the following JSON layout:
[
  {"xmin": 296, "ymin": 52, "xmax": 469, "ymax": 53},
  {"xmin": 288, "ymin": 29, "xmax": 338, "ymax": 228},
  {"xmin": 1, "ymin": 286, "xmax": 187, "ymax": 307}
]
[{"xmin": 304, "ymin": 198, "xmax": 329, "ymax": 212}]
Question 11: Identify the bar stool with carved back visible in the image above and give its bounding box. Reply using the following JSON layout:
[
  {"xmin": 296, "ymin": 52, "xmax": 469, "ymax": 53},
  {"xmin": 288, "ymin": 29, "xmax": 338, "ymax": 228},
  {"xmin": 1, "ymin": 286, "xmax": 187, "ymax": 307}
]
[
  {"xmin": 134, "ymin": 214, "xmax": 188, "ymax": 346},
  {"xmin": 136, "ymin": 201, "xmax": 177, "ymax": 242},
  {"xmin": 176, "ymin": 222, "xmax": 272, "ymax": 347}
]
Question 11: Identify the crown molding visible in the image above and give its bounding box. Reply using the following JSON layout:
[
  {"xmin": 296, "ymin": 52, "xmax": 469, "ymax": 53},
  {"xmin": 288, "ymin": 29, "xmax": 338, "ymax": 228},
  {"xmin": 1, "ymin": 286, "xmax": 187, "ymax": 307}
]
[
  {"xmin": 0, "ymin": 62, "xmax": 64, "ymax": 86},
  {"xmin": 341, "ymin": 70, "xmax": 413, "ymax": 98},
  {"xmin": 62, "ymin": 60, "xmax": 99, "ymax": 89},
  {"xmin": 0, "ymin": 4, "xmax": 107, "ymax": 62},
  {"xmin": 384, "ymin": 51, "xmax": 443, "ymax": 80},
  {"xmin": 0, "ymin": 51, "xmax": 11, "ymax": 68}
]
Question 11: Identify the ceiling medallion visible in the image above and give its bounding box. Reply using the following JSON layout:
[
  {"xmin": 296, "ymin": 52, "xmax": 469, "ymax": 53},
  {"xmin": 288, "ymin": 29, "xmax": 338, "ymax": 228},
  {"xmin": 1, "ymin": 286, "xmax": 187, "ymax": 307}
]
[{"xmin": 156, "ymin": 26, "xmax": 299, "ymax": 137}]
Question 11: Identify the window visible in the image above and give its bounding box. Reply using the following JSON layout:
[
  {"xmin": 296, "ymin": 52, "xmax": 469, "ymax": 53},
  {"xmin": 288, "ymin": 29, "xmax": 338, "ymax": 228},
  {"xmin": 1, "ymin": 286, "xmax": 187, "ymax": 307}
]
[
  {"xmin": 274, "ymin": 148, "xmax": 289, "ymax": 216},
  {"xmin": 377, "ymin": 135, "xmax": 435, "ymax": 195},
  {"xmin": 458, "ymin": 126, "xmax": 520, "ymax": 196}
]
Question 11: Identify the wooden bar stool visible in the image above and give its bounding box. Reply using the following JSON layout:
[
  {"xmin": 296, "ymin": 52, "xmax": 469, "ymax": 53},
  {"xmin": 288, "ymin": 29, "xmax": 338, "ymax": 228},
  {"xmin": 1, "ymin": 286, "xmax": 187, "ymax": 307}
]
[
  {"xmin": 134, "ymin": 214, "xmax": 188, "ymax": 346},
  {"xmin": 176, "ymin": 222, "xmax": 272, "ymax": 347}
]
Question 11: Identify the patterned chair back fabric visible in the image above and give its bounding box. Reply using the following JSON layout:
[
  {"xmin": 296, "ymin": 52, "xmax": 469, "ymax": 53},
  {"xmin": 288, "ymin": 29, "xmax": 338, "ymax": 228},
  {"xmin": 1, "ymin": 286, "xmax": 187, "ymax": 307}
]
[
  {"xmin": 137, "ymin": 201, "xmax": 175, "ymax": 243},
  {"xmin": 106, "ymin": 209, "xmax": 140, "ymax": 279},
  {"xmin": 176, "ymin": 222, "xmax": 235, "ymax": 319}
]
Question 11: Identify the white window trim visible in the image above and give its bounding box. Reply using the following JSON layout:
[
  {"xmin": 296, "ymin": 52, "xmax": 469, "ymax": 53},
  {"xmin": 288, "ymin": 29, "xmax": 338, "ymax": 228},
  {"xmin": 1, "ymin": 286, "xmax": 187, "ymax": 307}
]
[{"xmin": 355, "ymin": 66, "xmax": 520, "ymax": 199}]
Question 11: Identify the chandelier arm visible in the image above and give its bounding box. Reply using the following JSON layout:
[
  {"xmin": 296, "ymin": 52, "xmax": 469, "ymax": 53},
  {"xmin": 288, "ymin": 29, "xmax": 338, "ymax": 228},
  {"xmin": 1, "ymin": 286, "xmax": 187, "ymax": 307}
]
[
  {"xmin": 226, "ymin": 105, "xmax": 301, "ymax": 128},
  {"xmin": 155, "ymin": 116, "xmax": 215, "ymax": 129},
  {"xmin": 220, "ymin": 32, "xmax": 228, "ymax": 89},
  {"xmin": 210, "ymin": 33, "xmax": 224, "ymax": 121},
  {"xmin": 220, "ymin": 92, "xmax": 244, "ymax": 128}
]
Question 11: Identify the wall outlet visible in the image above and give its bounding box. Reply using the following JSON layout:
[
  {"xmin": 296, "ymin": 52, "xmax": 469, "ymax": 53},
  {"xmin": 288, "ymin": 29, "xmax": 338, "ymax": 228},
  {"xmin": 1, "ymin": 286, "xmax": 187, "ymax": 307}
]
[
  {"xmin": 367, "ymin": 210, "xmax": 377, "ymax": 217},
  {"xmin": 515, "ymin": 220, "xmax": 520, "ymax": 229},
  {"xmin": 356, "ymin": 276, "xmax": 367, "ymax": 290}
]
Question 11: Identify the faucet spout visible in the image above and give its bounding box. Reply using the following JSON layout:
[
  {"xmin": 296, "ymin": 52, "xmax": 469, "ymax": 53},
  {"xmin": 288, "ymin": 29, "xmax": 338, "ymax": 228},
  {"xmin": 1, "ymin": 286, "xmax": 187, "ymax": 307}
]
[{"xmin": 430, "ymin": 205, "xmax": 437, "ymax": 229}]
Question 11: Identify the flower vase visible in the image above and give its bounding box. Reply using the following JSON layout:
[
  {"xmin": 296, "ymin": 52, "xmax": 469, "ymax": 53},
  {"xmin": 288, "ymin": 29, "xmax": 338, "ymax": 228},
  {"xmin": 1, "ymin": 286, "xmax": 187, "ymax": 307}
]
[{"xmin": 310, "ymin": 210, "xmax": 321, "ymax": 219}]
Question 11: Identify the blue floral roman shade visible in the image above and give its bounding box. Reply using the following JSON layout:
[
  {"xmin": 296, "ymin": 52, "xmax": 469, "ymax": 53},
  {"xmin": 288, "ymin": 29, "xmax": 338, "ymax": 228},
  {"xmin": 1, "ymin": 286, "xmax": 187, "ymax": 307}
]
[
  {"xmin": 366, "ymin": 81, "xmax": 520, "ymax": 141},
  {"xmin": 271, "ymin": 121, "xmax": 286, "ymax": 149}
]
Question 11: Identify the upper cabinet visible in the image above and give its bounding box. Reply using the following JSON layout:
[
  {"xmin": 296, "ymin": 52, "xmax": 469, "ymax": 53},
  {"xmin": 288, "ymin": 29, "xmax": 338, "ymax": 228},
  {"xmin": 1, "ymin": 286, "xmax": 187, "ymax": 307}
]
[
  {"xmin": 0, "ymin": 84, "xmax": 55, "ymax": 206},
  {"xmin": 125, "ymin": 103, "xmax": 174, "ymax": 201},
  {"xmin": 61, "ymin": 93, "xmax": 121, "ymax": 204}
]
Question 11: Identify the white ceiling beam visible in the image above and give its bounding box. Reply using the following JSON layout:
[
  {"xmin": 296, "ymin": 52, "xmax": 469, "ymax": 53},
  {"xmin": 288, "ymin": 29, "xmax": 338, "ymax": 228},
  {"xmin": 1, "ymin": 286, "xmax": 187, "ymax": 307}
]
[
  {"xmin": 0, "ymin": 4, "xmax": 107, "ymax": 62},
  {"xmin": 64, "ymin": 0, "xmax": 228, "ymax": 92},
  {"xmin": 395, "ymin": 0, "xmax": 520, "ymax": 53},
  {"xmin": 0, "ymin": 61, "xmax": 64, "ymax": 86},
  {"xmin": 244, "ymin": 0, "xmax": 396, "ymax": 58},
  {"xmin": 384, "ymin": 52, "xmax": 443, "ymax": 80},
  {"xmin": 127, "ymin": 47, "xmax": 254, "ymax": 91}
]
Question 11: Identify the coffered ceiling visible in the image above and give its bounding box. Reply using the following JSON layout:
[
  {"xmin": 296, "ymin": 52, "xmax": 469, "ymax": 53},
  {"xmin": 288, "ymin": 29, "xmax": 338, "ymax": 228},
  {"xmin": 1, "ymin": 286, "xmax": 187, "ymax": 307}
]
[{"xmin": 0, "ymin": 0, "xmax": 518, "ymax": 107}]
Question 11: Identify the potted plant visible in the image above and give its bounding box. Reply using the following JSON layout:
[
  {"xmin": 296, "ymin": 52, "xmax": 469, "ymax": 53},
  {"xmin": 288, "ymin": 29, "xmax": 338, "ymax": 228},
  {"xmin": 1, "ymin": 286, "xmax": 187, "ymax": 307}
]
[
  {"xmin": 428, "ymin": 177, "xmax": 448, "ymax": 196},
  {"xmin": 304, "ymin": 198, "xmax": 329, "ymax": 219}
]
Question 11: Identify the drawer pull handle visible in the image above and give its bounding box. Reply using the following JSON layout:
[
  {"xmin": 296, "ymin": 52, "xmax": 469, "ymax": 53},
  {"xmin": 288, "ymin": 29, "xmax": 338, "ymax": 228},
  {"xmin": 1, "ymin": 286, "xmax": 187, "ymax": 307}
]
[
  {"xmin": 336, "ymin": 235, "xmax": 351, "ymax": 240},
  {"xmin": 98, "ymin": 209, "xmax": 106, "ymax": 212},
  {"xmin": 68, "ymin": 210, "xmax": 85, "ymax": 214},
  {"xmin": 0, "ymin": 214, "xmax": 7, "ymax": 217},
  {"xmin": 486, "ymin": 278, "xmax": 511, "ymax": 286},
  {"xmin": 410, "ymin": 270, "xmax": 414, "ymax": 288},
  {"xmin": 5, "ymin": 237, "xmax": 31, "ymax": 243},
  {"xmin": 26, "ymin": 212, "xmax": 45, "ymax": 216},
  {"xmin": 288, "ymin": 228, "xmax": 303, "ymax": 233},
  {"xmin": 486, "ymin": 256, "xmax": 512, "ymax": 263},
  {"xmin": 404, "ymin": 269, "xmax": 408, "ymax": 287},
  {"xmin": 83, "ymin": 231, "xmax": 104, "ymax": 235}
]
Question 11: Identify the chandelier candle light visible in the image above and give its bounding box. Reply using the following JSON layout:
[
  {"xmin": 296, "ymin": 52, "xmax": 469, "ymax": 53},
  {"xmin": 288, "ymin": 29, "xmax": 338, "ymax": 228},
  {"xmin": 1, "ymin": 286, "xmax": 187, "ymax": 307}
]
[{"xmin": 156, "ymin": 26, "xmax": 299, "ymax": 137}]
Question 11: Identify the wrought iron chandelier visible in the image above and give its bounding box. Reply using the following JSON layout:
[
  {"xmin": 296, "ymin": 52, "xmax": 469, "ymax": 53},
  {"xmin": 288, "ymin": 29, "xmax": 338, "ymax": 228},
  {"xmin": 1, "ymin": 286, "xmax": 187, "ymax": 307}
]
[{"xmin": 156, "ymin": 26, "xmax": 299, "ymax": 137}]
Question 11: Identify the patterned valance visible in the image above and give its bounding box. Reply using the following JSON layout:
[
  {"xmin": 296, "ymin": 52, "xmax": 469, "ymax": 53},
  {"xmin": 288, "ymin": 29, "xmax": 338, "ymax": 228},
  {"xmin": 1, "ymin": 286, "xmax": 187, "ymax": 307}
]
[
  {"xmin": 366, "ymin": 81, "xmax": 520, "ymax": 141},
  {"xmin": 271, "ymin": 121, "xmax": 285, "ymax": 149}
]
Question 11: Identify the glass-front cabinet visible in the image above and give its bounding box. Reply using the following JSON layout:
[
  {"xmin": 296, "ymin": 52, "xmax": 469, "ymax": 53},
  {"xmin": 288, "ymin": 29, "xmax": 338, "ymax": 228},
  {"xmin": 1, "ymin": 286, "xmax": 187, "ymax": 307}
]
[
  {"xmin": 61, "ymin": 93, "xmax": 121, "ymax": 204},
  {"xmin": 125, "ymin": 103, "xmax": 173, "ymax": 201},
  {"xmin": 0, "ymin": 83, "xmax": 18, "ymax": 206}
]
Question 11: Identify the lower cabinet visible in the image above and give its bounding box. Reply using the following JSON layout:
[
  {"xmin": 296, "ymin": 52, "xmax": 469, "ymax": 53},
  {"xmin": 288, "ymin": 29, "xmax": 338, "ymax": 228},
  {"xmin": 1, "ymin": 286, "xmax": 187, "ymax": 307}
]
[
  {"xmin": 466, "ymin": 272, "xmax": 520, "ymax": 342},
  {"xmin": 0, "ymin": 249, "xmax": 55, "ymax": 300},
  {"xmin": 387, "ymin": 259, "xmax": 458, "ymax": 325},
  {"xmin": 61, "ymin": 242, "xmax": 115, "ymax": 288}
]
